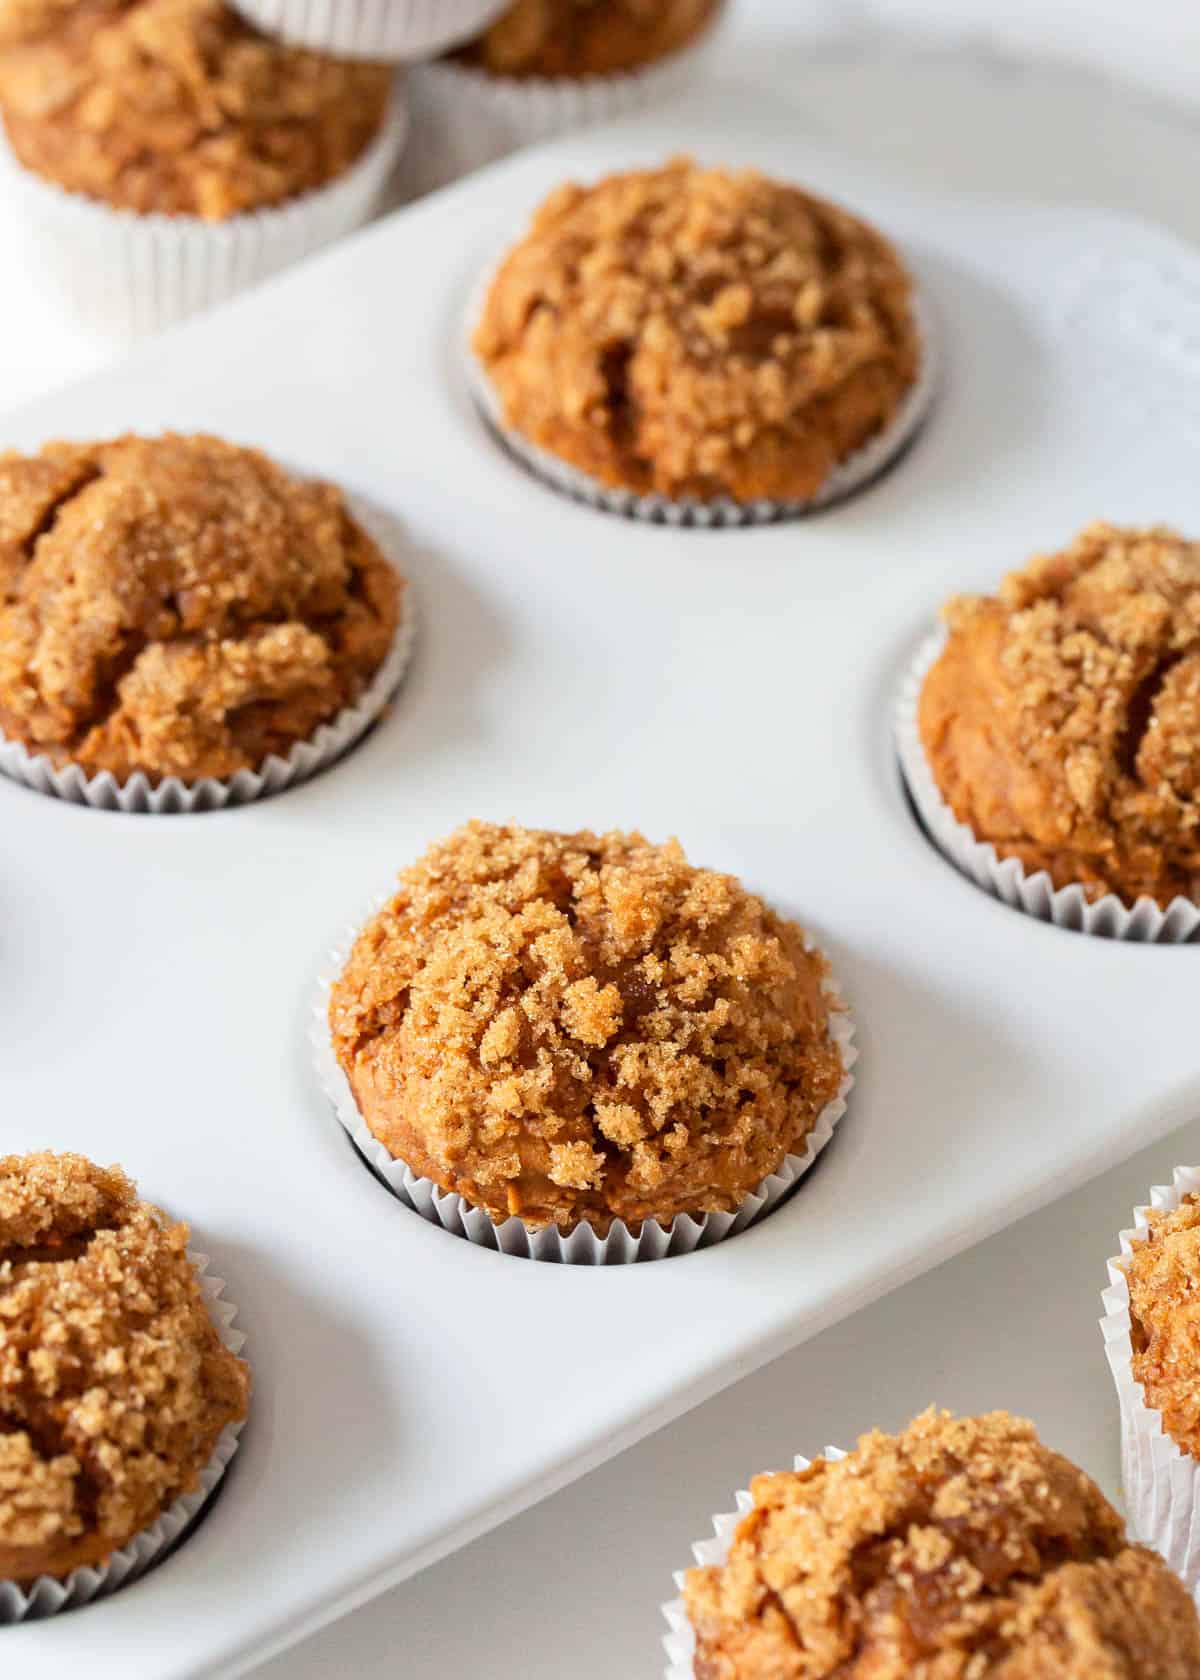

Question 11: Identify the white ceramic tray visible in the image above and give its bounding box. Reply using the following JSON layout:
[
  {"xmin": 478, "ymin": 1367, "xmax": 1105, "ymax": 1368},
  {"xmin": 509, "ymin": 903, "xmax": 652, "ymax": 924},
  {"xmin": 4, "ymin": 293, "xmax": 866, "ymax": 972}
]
[{"xmin": 3, "ymin": 79, "xmax": 1199, "ymax": 1680}]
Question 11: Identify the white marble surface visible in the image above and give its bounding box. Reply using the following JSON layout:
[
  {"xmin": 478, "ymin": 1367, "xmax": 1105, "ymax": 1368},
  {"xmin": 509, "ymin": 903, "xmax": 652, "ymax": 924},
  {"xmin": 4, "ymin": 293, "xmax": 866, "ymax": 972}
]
[{"xmin": 2, "ymin": 6, "xmax": 1199, "ymax": 1677}]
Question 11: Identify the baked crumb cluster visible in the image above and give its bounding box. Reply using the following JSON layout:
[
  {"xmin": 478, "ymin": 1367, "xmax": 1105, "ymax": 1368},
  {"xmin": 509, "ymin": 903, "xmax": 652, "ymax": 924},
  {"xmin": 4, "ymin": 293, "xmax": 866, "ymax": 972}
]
[
  {"xmin": 1125, "ymin": 1194, "xmax": 1200, "ymax": 1461},
  {"xmin": 456, "ymin": 0, "xmax": 717, "ymax": 78},
  {"xmin": 684, "ymin": 1409, "xmax": 1200, "ymax": 1679},
  {"xmin": 0, "ymin": 432, "xmax": 402, "ymax": 784},
  {"xmin": 329, "ymin": 822, "xmax": 844, "ymax": 1233},
  {"xmin": 919, "ymin": 522, "xmax": 1200, "ymax": 907},
  {"xmin": 0, "ymin": 0, "xmax": 393, "ymax": 218},
  {"xmin": 0, "ymin": 1152, "xmax": 249, "ymax": 1585},
  {"xmin": 473, "ymin": 158, "xmax": 920, "ymax": 504}
]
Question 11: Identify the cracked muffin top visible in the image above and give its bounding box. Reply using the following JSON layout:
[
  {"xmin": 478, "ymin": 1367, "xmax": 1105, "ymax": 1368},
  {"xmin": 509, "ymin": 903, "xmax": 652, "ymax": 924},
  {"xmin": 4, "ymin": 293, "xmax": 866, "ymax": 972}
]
[
  {"xmin": 0, "ymin": 1151, "xmax": 249, "ymax": 1586},
  {"xmin": 455, "ymin": 0, "xmax": 718, "ymax": 78},
  {"xmin": 472, "ymin": 158, "xmax": 920, "ymax": 505},
  {"xmin": 329, "ymin": 821, "xmax": 845, "ymax": 1233},
  {"xmin": 0, "ymin": 0, "xmax": 392, "ymax": 218},
  {"xmin": 0, "ymin": 432, "xmax": 402, "ymax": 785},
  {"xmin": 1125, "ymin": 1193, "xmax": 1200, "ymax": 1461},
  {"xmin": 683, "ymin": 1409, "xmax": 1200, "ymax": 1680},
  {"xmin": 918, "ymin": 522, "xmax": 1200, "ymax": 907}
]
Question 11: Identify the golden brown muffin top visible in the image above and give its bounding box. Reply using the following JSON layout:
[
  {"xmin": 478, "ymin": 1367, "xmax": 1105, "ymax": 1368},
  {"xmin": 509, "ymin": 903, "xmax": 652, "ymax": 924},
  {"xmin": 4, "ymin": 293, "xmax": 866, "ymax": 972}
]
[
  {"xmin": 0, "ymin": 432, "xmax": 402, "ymax": 785},
  {"xmin": 473, "ymin": 159, "xmax": 920, "ymax": 505},
  {"xmin": 684, "ymin": 1409, "xmax": 1200, "ymax": 1679},
  {"xmin": 456, "ymin": 0, "xmax": 717, "ymax": 78},
  {"xmin": 0, "ymin": 0, "xmax": 392, "ymax": 218},
  {"xmin": 1126, "ymin": 1193, "xmax": 1200, "ymax": 1461},
  {"xmin": 329, "ymin": 822, "xmax": 844, "ymax": 1233},
  {"xmin": 918, "ymin": 522, "xmax": 1200, "ymax": 907},
  {"xmin": 0, "ymin": 1151, "xmax": 249, "ymax": 1585}
]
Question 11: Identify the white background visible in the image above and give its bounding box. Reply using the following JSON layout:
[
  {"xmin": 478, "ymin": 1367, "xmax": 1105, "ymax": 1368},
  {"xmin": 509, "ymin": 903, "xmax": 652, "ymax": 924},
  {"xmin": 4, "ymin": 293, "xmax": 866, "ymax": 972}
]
[{"xmin": 2, "ymin": 3, "xmax": 1199, "ymax": 1676}]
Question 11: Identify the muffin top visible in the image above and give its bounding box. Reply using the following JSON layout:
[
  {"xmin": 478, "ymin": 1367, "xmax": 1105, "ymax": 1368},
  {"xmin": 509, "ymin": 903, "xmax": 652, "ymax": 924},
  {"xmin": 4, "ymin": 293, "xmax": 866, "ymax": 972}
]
[
  {"xmin": 472, "ymin": 158, "xmax": 920, "ymax": 505},
  {"xmin": 0, "ymin": 432, "xmax": 402, "ymax": 784},
  {"xmin": 329, "ymin": 821, "xmax": 844, "ymax": 1233},
  {"xmin": 0, "ymin": 0, "xmax": 392, "ymax": 218},
  {"xmin": 1125, "ymin": 1193, "xmax": 1200, "ymax": 1460},
  {"xmin": 684, "ymin": 1409, "xmax": 1200, "ymax": 1679},
  {"xmin": 0, "ymin": 1151, "xmax": 249, "ymax": 1585},
  {"xmin": 918, "ymin": 522, "xmax": 1200, "ymax": 907},
  {"xmin": 456, "ymin": 0, "xmax": 717, "ymax": 78}
]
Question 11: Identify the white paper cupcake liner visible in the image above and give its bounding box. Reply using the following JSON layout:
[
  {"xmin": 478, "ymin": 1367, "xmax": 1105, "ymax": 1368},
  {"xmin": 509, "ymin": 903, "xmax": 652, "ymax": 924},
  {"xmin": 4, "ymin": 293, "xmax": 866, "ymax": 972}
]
[
  {"xmin": 896, "ymin": 630, "xmax": 1200, "ymax": 942},
  {"xmin": 230, "ymin": 0, "xmax": 507, "ymax": 60},
  {"xmin": 312, "ymin": 904, "xmax": 856, "ymax": 1263},
  {"xmin": 1101, "ymin": 1166, "xmax": 1200, "ymax": 1589},
  {"xmin": 0, "ymin": 92, "xmax": 406, "ymax": 336},
  {"xmin": 400, "ymin": 13, "xmax": 722, "ymax": 198},
  {"xmin": 467, "ymin": 287, "xmax": 938, "ymax": 526},
  {"xmin": 661, "ymin": 1444, "xmax": 849, "ymax": 1679},
  {"xmin": 0, "ymin": 491, "xmax": 416, "ymax": 814},
  {"xmin": 0, "ymin": 1256, "xmax": 246, "ymax": 1623}
]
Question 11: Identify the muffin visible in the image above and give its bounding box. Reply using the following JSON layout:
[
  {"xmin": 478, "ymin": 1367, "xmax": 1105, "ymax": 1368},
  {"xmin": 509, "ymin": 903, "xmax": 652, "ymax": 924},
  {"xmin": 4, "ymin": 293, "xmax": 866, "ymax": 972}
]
[
  {"xmin": 0, "ymin": 0, "xmax": 403, "ymax": 329},
  {"xmin": 456, "ymin": 0, "xmax": 719, "ymax": 78},
  {"xmin": 915, "ymin": 523, "xmax": 1200, "ymax": 914},
  {"xmin": 0, "ymin": 1151, "xmax": 248, "ymax": 1598},
  {"xmin": 327, "ymin": 822, "xmax": 849, "ymax": 1243},
  {"xmin": 470, "ymin": 159, "xmax": 926, "ymax": 517},
  {"xmin": 228, "ymin": 0, "xmax": 508, "ymax": 62},
  {"xmin": 677, "ymin": 1409, "xmax": 1200, "ymax": 1679},
  {"xmin": 0, "ymin": 433, "xmax": 406, "ymax": 805}
]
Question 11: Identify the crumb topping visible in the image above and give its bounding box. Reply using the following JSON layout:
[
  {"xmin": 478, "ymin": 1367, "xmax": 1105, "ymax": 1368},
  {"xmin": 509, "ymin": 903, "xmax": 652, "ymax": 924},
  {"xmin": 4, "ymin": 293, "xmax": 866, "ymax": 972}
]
[
  {"xmin": 918, "ymin": 521, "xmax": 1200, "ymax": 907},
  {"xmin": 1126, "ymin": 1193, "xmax": 1200, "ymax": 1461},
  {"xmin": 472, "ymin": 158, "xmax": 920, "ymax": 504},
  {"xmin": 0, "ymin": 432, "xmax": 402, "ymax": 784},
  {"xmin": 456, "ymin": 0, "xmax": 717, "ymax": 78},
  {"xmin": 329, "ymin": 821, "xmax": 844, "ymax": 1233},
  {"xmin": 683, "ymin": 1409, "xmax": 1200, "ymax": 1678},
  {"xmin": 0, "ymin": 1152, "xmax": 249, "ymax": 1585},
  {"xmin": 0, "ymin": 0, "xmax": 392, "ymax": 218}
]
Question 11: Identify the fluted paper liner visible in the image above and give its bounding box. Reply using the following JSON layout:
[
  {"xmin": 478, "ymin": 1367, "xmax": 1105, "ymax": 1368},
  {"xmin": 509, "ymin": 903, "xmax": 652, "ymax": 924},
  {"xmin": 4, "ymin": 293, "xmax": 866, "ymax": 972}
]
[
  {"xmin": 896, "ymin": 630, "xmax": 1200, "ymax": 942},
  {"xmin": 0, "ymin": 1258, "xmax": 246, "ymax": 1623},
  {"xmin": 312, "ymin": 904, "xmax": 856, "ymax": 1263},
  {"xmin": 1101, "ymin": 1166, "xmax": 1200, "ymax": 1591},
  {"xmin": 0, "ymin": 94, "xmax": 406, "ymax": 336},
  {"xmin": 661, "ymin": 1446, "xmax": 849, "ymax": 1679},
  {"xmin": 0, "ymin": 493, "xmax": 416, "ymax": 814},
  {"xmin": 231, "ymin": 0, "xmax": 506, "ymax": 60}
]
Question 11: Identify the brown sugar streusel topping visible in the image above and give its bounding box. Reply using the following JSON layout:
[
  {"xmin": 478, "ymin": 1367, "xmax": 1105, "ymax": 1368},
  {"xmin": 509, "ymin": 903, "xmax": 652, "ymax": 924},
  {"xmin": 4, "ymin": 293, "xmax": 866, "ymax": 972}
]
[
  {"xmin": 0, "ymin": 432, "xmax": 402, "ymax": 785},
  {"xmin": 0, "ymin": 1152, "xmax": 249, "ymax": 1586},
  {"xmin": 0, "ymin": 0, "xmax": 393, "ymax": 219},
  {"xmin": 456, "ymin": 0, "xmax": 718, "ymax": 79},
  {"xmin": 684, "ymin": 1409, "xmax": 1200, "ymax": 1679},
  {"xmin": 472, "ymin": 158, "xmax": 921, "ymax": 505},
  {"xmin": 918, "ymin": 522, "xmax": 1200, "ymax": 908},
  {"xmin": 1125, "ymin": 1193, "xmax": 1200, "ymax": 1461},
  {"xmin": 329, "ymin": 822, "xmax": 845, "ymax": 1234}
]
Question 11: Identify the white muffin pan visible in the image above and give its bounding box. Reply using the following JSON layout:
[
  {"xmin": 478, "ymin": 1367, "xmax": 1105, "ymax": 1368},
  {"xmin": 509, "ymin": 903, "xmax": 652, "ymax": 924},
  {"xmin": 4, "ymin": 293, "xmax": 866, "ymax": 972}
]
[{"xmin": 2, "ymin": 81, "xmax": 1198, "ymax": 1680}]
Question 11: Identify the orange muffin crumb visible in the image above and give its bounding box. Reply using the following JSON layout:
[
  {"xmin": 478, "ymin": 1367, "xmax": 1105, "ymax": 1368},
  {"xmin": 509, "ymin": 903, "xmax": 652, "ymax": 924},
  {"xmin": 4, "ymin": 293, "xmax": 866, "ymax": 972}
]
[
  {"xmin": 329, "ymin": 822, "xmax": 845, "ymax": 1233},
  {"xmin": 0, "ymin": 433, "xmax": 402, "ymax": 784},
  {"xmin": 0, "ymin": 0, "xmax": 392, "ymax": 219},
  {"xmin": 0, "ymin": 1152, "xmax": 249, "ymax": 1586},
  {"xmin": 684, "ymin": 1409, "xmax": 1200, "ymax": 1679},
  {"xmin": 456, "ymin": 0, "xmax": 717, "ymax": 78},
  {"xmin": 918, "ymin": 522, "xmax": 1200, "ymax": 907},
  {"xmin": 472, "ymin": 158, "xmax": 921, "ymax": 505},
  {"xmin": 1125, "ymin": 1193, "xmax": 1200, "ymax": 1460}
]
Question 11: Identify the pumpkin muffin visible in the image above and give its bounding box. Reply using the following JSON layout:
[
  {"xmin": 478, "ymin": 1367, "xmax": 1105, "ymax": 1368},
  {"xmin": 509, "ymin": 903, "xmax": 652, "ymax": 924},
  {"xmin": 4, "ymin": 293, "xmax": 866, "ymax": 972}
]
[
  {"xmin": 1124, "ymin": 1192, "xmax": 1200, "ymax": 1460},
  {"xmin": 0, "ymin": 1151, "xmax": 249, "ymax": 1586},
  {"xmin": 472, "ymin": 158, "xmax": 922, "ymax": 507},
  {"xmin": 328, "ymin": 822, "xmax": 846, "ymax": 1234},
  {"xmin": 455, "ymin": 0, "xmax": 719, "ymax": 78},
  {"xmin": 683, "ymin": 1409, "xmax": 1200, "ymax": 1679},
  {"xmin": 918, "ymin": 522, "xmax": 1200, "ymax": 908},
  {"xmin": 0, "ymin": 433, "xmax": 403, "ymax": 786},
  {"xmin": 0, "ymin": 0, "xmax": 393, "ymax": 220}
]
